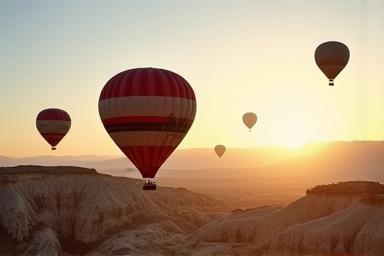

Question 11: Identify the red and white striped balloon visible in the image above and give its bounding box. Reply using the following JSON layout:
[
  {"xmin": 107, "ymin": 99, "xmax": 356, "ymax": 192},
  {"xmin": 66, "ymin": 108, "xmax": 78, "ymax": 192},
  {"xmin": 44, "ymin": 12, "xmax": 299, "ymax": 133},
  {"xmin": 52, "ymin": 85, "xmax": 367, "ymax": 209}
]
[
  {"xmin": 36, "ymin": 108, "xmax": 71, "ymax": 150},
  {"xmin": 99, "ymin": 68, "xmax": 196, "ymax": 178}
]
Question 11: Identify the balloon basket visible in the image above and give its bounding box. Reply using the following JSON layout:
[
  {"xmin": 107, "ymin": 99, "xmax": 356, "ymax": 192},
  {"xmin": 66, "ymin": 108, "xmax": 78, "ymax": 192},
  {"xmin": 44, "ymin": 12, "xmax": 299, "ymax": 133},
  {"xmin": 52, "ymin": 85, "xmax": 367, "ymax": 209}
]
[
  {"xmin": 143, "ymin": 180, "xmax": 156, "ymax": 190},
  {"xmin": 51, "ymin": 147, "xmax": 56, "ymax": 150},
  {"xmin": 329, "ymin": 80, "xmax": 334, "ymax": 86}
]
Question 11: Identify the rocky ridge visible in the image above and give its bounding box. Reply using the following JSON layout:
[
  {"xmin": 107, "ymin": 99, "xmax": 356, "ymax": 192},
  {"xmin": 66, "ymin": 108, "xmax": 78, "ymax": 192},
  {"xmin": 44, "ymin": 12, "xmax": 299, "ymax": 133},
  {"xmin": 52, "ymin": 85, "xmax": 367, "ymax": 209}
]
[{"xmin": 0, "ymin": 166, "xmax": 224, "ymax": 255}]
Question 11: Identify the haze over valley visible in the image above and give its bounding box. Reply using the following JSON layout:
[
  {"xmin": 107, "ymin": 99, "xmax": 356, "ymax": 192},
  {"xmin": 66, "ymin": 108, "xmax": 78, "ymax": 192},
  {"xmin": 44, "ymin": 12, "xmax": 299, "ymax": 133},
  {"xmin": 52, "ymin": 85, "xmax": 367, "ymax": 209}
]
[{"xmin": 3, "ymin": 141, "xmax": 384, "ymax": 208}]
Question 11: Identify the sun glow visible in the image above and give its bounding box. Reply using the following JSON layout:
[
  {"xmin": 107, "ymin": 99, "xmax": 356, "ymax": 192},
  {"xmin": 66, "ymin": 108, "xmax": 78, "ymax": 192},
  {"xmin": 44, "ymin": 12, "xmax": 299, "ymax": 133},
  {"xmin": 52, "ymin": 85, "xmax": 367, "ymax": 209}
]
[
  {"xmin": 279, "ymin": 137, "xmax": 310, "ymax": 149},
  {"xmin": 1, "ymin": 1, "xmax": 384, "ymax": 157}
]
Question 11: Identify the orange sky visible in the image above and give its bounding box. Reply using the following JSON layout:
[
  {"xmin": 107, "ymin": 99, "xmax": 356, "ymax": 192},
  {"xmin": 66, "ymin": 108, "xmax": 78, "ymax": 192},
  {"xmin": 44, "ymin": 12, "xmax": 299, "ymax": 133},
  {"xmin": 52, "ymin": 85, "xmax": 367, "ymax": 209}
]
[{"xmin": 1, "ymin": 1, "xmax": 384, "ymax": 157}]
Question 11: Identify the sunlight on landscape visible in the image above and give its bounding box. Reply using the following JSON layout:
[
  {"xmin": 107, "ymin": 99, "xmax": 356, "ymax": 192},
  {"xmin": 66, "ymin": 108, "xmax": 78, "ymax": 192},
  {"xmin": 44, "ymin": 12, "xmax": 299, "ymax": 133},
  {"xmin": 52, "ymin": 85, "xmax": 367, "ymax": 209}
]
[{"xmin": 1, "ymin": 1, "xmax": 384, "ymax": 255}]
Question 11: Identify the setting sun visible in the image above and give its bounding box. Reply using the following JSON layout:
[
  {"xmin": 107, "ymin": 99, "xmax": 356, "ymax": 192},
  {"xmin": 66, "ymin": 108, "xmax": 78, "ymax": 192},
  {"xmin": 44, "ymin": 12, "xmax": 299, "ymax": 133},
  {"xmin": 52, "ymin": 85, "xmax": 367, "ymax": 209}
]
[
  {"xmin": 1, "ymin": 1, "xmax": 384, "ymax": 157},
  {"xmin": 1, "ymin": 1, "xmax": 384, "ymax": 255}
]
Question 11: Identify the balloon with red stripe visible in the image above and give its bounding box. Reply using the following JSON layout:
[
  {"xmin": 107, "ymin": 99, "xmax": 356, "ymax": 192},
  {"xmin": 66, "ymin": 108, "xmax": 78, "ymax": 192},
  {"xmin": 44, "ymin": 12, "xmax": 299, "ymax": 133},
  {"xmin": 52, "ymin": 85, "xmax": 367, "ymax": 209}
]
[
  {"xmin": 36, "ymin": 108, "xmax": 71, "ymax": 150},
  {"xmin": 99, "ymin": 68, "xmax": 197, "ymax": 180}
]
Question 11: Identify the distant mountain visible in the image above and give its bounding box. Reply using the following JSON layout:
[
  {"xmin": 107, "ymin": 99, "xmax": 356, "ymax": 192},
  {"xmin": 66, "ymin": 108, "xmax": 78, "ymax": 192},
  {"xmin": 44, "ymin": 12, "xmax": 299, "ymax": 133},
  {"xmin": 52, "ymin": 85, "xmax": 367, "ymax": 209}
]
[
  {"xmin": 0, "ymin": 146, "xmax": 298, "ymax": 171},
  {"xmin": 150, "ymin": 141, "xmax": 384, "ymax": 209},
  {"xmin": 0, "ymin": 155, "xmax": 115, "ymax": 168},
  {"xmin": 132, "ymin": 141, "xmax": 384, "ymax": 198},
  {"xmin": 257, "ymin": 141, "xmax": 384, "ymax": 183},
  {"xmin": 184, "ymin": 181, "xmax": 384, "ymax": 256},
  {"xmin": 158, "ymin": 141, "xmax": 384, "ymax": 181},
  {"xmin": 2, "ymin": 141, "xmax": 384, "ymax": 186}
]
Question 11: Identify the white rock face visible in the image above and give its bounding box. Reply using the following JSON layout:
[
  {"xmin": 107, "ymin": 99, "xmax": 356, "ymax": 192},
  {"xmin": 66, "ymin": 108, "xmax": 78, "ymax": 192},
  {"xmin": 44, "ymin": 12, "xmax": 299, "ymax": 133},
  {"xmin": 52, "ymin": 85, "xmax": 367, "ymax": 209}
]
[
  {"xmin": 186, "ymin": 183, "xmax": 384, "ymax": 256},
  {"xmin": 194, "ymin": 194, "xmax": 362, "ymax": 244},
  {"xmin": 0, "ymin": 166, "xmax": 224, "ymax": 255},
  {"xmin": 2, "ymin": 168, "xmax": 384, "ymax": 256},
  {"xmin": 22, "ymin": 228, "xmax": 61, "ymax": 256},
  {"xmin": 273, "ymin": 203, "xmax": 384, "ymax": 256}
]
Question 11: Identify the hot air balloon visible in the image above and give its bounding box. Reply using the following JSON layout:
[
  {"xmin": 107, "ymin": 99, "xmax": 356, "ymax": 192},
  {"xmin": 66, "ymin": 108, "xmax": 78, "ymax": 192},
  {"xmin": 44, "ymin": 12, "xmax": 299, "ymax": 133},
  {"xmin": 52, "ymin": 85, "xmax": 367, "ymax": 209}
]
[
  {"xmin": 214, "ymin": 144, "xmax": 226, "ymax": 158},
  {"xmin": 99, "ymin": 68, "xmax": 196, "ymax": 190},
  {"xmin": 242, "ymin": 112, "xmax": 257, "ymax": 131},
  {"xmin": 315, "ymin": 41, "xmax": 350, "ymax": 86},
  {"xmin": 36, "ymin": 108, "xmax": 71, "ymax": 150}
]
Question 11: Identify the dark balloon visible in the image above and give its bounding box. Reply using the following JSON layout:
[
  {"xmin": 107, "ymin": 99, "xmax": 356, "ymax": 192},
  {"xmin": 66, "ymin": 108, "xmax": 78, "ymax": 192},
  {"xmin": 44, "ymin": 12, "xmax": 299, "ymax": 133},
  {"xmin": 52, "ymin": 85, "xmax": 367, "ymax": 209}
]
[{"xmin": 315, "ymin": 41, "xmax": 350, "ymax": 86}]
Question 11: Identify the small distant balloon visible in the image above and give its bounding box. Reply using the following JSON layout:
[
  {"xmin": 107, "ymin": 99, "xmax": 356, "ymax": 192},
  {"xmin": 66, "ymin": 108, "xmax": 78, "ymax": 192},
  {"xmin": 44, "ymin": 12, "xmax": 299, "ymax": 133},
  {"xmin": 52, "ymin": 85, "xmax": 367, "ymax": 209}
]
[
  {"xmin": 36, "ymin": 108, "xmax": 71, "ymax": 150},
  {"xmin": 214, "ymin": 144, "xmax": 226, "ymax": 158},
  {"xmin": 242, "ymin": 112, "xmax": 257, "ymax": 131},
  {"xmin": 315, "ymin": 41, "xmax": 350, "ymax": 86}
]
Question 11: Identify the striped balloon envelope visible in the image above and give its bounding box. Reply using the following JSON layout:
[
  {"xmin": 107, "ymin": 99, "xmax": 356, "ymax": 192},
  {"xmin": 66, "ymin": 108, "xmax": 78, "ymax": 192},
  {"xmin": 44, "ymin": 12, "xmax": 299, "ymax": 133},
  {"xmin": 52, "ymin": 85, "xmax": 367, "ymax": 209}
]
[
  {"xmin": 99, "ymin": 68, "xmax": 196, "ymax": 179},
  {"xmin": 36, "ymin": 108, "xmax": 71, "ymax": 150}
]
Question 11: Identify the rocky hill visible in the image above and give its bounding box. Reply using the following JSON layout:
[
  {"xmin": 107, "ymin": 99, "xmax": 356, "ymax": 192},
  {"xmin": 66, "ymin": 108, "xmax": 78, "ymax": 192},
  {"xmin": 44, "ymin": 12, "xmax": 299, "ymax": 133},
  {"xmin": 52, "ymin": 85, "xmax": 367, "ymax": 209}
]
[
  {"xmin": 181, "ymin": 181, "xmax": 384, "ymax": 256},
  {"xmin": 0, "ymin": 166, "xmax": 225, "ymax": 255},
  {"xmin": 2, "ymin": 167, "xmax": 383, "ymax": 256}
]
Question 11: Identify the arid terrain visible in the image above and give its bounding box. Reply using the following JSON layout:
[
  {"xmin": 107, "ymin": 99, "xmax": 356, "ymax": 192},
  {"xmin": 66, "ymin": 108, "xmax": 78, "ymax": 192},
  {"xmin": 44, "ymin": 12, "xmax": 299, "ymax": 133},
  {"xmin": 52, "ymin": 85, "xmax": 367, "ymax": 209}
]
[
  {"xmin": 1, "ymin": 166, "xmax": 384, "ymax": 255},
  {"xmin": 0, "ymin": 166, "xmax": 225, "ymax": 255}
]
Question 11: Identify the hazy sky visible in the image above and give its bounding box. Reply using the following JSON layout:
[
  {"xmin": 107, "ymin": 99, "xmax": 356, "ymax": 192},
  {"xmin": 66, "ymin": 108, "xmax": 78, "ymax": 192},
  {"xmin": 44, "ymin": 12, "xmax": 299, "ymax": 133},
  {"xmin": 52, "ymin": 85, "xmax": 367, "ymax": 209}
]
[{"xmin": 1, "ymin": 0, "xmax": 384, "ymax": 157}]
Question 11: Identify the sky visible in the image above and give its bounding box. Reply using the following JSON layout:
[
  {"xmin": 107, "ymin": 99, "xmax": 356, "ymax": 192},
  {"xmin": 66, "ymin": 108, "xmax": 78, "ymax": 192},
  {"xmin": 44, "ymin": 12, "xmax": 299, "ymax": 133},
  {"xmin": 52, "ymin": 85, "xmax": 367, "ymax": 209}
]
[{"xmin": 1, "ymin": 0, "xmax": 384, "ymax": 157}]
